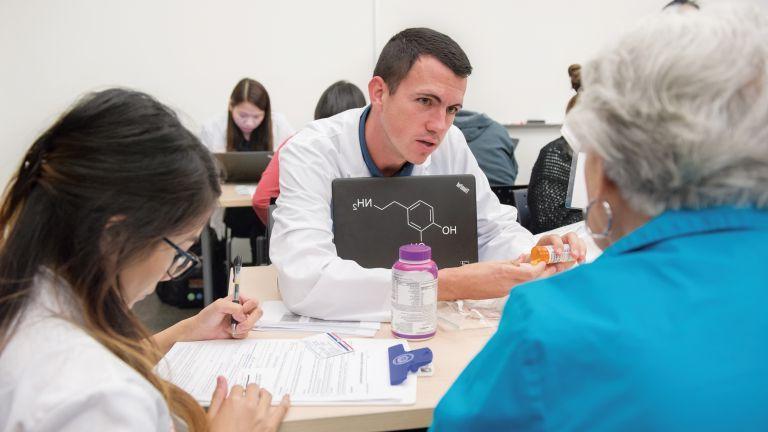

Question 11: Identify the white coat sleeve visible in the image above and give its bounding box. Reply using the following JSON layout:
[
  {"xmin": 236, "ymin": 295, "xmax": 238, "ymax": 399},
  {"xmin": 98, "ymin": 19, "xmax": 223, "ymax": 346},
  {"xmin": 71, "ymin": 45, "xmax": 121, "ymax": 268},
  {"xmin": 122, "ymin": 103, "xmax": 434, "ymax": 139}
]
[
  {"xmin": 269, "ymin": 135, "xmax": 391, "ymax": 322},
  {"xmin": 271, "ymin": 112, "xmax": 296, "ymax": 147},
  {"xmin": 199, "ymin": 115, "xmax": 226, "ymax": 153},
  {"xmin": 29, "ymin": 381, "xmax": 169, "ymax": 432},
  {"xmin": 449, "ymin": 132, "xmax": 536, "ymax": 261}
]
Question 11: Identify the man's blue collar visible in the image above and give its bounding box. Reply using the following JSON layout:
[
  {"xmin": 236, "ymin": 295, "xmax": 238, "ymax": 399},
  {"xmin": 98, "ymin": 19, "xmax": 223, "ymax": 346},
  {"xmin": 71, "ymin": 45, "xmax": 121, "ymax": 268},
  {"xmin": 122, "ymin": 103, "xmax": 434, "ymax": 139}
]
[{"xmin": 358, "ymin": 106, "xmax": 414, "ymax": 177}]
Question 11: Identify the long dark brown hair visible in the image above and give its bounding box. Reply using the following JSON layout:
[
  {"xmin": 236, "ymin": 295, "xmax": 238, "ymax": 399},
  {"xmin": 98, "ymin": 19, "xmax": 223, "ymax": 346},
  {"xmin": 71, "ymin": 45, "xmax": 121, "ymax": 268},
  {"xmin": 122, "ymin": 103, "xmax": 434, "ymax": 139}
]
[
  {"xmin": 226, "ymin": 78, "xmax": 273, "ymax": 151},
  {"xmin": 0, "ymin": 89, "xmax": 221, "ymax": 431}
]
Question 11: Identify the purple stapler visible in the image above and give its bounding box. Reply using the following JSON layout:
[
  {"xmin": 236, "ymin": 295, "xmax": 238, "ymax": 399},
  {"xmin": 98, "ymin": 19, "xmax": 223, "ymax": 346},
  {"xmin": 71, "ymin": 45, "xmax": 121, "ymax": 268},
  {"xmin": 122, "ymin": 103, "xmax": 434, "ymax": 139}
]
[{"xmin": 388, "ymin": 344, "xmax": 433, "ymax": 385}]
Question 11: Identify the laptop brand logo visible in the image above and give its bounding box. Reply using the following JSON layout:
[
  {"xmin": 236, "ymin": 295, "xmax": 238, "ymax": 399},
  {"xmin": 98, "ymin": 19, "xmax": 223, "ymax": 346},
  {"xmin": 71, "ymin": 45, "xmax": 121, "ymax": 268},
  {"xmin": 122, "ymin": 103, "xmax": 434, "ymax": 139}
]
[{"xmin": 456, "ymin": 182, "xmax": 469, "ymax": 194}]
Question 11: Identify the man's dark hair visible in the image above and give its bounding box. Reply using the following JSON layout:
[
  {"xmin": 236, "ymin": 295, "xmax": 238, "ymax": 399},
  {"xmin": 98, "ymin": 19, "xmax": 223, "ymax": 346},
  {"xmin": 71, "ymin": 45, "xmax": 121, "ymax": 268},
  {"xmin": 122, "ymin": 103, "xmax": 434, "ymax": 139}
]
[{"xmin": 373, "ymin": 27, "xmax": 472, "ymax": 94}]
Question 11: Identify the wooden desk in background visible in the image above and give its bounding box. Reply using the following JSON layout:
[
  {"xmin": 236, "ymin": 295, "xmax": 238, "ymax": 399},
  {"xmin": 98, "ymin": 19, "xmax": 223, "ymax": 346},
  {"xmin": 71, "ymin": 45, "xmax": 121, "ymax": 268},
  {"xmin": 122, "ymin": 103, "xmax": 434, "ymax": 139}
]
[
  {"xmin": 235, "ymin": 265, "xmax": 494, "ymax": 432},
  {"xmin": 218, "ymin": 183, "xmax": 256, "ymax": 207},
  {"xmin": 202, "ymin": 184, "xmax": 257, "ymax": 305}
]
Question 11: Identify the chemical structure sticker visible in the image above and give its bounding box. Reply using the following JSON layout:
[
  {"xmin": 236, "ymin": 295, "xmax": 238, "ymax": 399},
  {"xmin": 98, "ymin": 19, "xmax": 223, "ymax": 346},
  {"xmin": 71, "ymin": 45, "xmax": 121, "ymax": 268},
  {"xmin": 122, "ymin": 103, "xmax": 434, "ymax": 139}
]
[{"xmin": 352, "ymin": 198, "xmax": 457, "ymax": 242}]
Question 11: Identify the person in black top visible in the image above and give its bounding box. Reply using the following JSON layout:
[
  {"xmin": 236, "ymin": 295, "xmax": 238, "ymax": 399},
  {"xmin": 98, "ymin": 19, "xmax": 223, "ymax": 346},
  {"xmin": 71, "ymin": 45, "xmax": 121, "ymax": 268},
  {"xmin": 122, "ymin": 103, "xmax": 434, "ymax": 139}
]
[{"xmin": 528, "ymin": 65, "xmax": 583, "ymax": 234}]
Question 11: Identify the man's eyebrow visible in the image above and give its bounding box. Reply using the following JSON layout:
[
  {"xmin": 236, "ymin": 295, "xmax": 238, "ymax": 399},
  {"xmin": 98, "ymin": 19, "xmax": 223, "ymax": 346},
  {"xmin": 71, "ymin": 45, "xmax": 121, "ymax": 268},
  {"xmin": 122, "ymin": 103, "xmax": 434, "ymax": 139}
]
[
  {"xmin": 416, "ymin": 93, "xmax": 462, "ymax": 109},
  {"xmin": 417, "ymin": 92, "xmax": 442, "ymax": 104}
]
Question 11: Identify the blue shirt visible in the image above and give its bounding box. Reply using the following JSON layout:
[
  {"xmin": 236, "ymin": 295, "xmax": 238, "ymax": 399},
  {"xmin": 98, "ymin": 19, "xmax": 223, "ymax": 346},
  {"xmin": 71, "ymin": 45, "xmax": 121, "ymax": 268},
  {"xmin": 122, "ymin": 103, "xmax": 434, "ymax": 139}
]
[{"xmin": 432, "ymin": 207, "xmax": 768, "ymax": 431}]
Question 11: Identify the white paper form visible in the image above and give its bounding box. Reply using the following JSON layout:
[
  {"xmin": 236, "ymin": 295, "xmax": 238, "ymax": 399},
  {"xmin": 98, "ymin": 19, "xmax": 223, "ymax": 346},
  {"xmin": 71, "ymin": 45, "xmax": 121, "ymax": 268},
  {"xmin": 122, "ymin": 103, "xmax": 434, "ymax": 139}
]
[
  {"xmin": 255, "ymin": 301, "xmax": 381, "ymax": 337},
  {"xmin": 157, "ymin": 338, "xmax": 415, "ymax": 406}
]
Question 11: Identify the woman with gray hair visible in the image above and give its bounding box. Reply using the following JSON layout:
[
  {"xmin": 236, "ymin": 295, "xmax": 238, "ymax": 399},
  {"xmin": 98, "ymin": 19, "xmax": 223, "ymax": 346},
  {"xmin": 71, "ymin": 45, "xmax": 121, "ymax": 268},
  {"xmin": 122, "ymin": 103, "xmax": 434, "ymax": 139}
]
[{"xmin": 432, "ymin": 3, "xmax": 768, "ymax": 430}]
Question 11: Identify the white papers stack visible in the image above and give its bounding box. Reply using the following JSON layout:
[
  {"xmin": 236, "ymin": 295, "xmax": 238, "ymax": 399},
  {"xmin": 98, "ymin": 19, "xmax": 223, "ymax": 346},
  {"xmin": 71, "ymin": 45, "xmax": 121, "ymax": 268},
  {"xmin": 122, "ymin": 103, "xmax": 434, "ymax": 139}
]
[
  {"xmin": 255, "ymin": 301, "xmax": 381, "ymax": 337},
  {"xmin": 157, "ymin": 338, "xmax": 416, "ymax": 406}
]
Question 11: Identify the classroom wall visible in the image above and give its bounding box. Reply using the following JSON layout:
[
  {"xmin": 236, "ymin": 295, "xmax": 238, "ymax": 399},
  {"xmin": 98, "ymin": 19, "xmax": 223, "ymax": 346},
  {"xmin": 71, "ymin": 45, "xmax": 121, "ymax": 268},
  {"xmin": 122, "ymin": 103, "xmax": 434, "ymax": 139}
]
[
  {"xmin": 0, "ymin": 0, "xmax": 375, "ymax": 190},
  {"xmin": 1, "ymin": 0, "xmax": 764, "ymax": 191}
]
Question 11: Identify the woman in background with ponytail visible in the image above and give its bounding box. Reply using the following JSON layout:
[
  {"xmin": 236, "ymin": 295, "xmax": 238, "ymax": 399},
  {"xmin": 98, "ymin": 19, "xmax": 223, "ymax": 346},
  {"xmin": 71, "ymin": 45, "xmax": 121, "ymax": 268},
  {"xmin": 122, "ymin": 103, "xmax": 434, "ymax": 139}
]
[
  {"xmin": 0, "ymin": 89, "xmax": 289, "ymax": 431},
  {"xmin": 527, "ymin": 64, "xmax": 584, "ymax": 234}
]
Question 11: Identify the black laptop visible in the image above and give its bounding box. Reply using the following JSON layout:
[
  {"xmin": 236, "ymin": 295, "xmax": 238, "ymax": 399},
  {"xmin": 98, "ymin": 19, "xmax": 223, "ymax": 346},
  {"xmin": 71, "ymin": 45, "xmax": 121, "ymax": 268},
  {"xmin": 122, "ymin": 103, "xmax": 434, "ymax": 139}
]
[
  {"xmin": 213, "ymin": 151, "xmax": 273, "ymax": 183},
  {"xmin": 331, "ymin": 175, "xmax": 479, "ymax": 269}
]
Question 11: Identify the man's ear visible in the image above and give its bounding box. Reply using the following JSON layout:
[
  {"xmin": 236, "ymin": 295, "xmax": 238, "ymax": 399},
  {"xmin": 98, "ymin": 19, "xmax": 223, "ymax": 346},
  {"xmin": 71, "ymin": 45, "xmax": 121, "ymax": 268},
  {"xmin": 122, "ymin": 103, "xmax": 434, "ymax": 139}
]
[{"xmin": 368, "ymin": 76, "xmax": 387, "ymax": 108}]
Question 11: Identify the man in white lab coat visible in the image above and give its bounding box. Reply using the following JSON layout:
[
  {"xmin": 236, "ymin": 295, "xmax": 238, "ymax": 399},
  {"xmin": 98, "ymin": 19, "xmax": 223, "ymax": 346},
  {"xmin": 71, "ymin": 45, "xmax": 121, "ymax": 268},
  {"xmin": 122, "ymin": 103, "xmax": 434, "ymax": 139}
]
[{"xmin": 270, "ymin": 28, "xmax": 585, "ymax": 321}]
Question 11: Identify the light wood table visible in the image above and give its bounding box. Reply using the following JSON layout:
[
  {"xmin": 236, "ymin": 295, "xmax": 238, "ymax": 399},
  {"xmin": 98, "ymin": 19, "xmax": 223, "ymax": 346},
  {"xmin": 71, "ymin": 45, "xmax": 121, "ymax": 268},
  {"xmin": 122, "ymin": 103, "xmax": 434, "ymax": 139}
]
[
  {"xmin": 202, "ymin": 183, "xmax": 258, "ymax": 304},
  {"xmin": 219, "ymin": 183, "xmax": 257, "ymax": 207},
  {"xmin": 235, "ymin": 265, "xmax": 495, "ymax": 432}
]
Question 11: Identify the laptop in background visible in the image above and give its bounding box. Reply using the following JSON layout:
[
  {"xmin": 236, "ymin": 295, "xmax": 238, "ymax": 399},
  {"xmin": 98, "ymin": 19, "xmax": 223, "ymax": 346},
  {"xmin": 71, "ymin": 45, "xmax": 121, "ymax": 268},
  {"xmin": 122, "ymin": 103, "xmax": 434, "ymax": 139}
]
[
  {"xmin": 213, "ymin": 151, "xmax": 273, "ymax": 183},
  {"xmin": 332, "ymin": 175, "xmax": 478, "ymax": 269}
]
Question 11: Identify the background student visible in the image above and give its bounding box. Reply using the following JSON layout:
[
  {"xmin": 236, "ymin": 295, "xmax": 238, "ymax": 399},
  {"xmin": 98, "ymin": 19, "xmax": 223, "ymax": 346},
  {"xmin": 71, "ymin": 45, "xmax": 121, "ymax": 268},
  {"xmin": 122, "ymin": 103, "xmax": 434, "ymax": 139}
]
[
  {"xmin": 565, "ymin": 63, "xmax": 581, "ymax": 112},
  {"xmin": 433, "ymin": 4, "xmax": 768, "ymax": 429},
  {"xmin": 527, "ymin": 65, "xmax": 584, "ymax": 234},
  {"xmin": 0, "ymin": 89, "xmax": 288, "ymax": 431},
  {"xmin": 453, "ymin": 109, "xmax": 519, "ymax": 187},
  {"xmin": 200, "ymin": 77, "xmax": 294, "ymax": 152},
  {"xmin": 252, "ymin": 80, "xmax": 366, "ymax": 224},
  {"xmin": 201, "ymin": 78, "xmax": 295, "ymax": 264}
]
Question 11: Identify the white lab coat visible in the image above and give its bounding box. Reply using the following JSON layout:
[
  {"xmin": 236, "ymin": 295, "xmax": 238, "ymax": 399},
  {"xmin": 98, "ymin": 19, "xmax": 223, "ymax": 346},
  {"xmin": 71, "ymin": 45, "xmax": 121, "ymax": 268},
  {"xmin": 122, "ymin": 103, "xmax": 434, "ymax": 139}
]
[
  {"xmin": 0, "ymin": 271, "xmax": 178, "ymax": 432},
  {"xmin": 199, "ymin": 112, "xmax": 295, "ymax": 153},
  {"xmin": 270, "ymin": 107, "xmax": 535, "ymax": 322}
]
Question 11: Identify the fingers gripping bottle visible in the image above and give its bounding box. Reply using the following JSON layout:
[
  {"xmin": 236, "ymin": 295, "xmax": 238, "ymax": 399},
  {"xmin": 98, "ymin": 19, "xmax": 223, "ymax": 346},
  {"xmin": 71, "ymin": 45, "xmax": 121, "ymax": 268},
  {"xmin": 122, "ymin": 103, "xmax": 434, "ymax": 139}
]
[
  {"xmin": 530, "ymin": 244, "xmax": 575, "ymax": 265},
  {"xmin": 391, "ymin": 244, "xmax": 438, "ymax": 340}
]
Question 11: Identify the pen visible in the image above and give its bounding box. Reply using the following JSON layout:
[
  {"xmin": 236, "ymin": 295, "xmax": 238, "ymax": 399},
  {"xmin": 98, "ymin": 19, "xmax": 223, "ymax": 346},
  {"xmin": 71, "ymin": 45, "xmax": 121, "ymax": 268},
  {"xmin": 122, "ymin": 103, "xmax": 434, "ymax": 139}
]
[{"xmin": 231, "ymin": 255, "xmax": 242, "ymax": 337}]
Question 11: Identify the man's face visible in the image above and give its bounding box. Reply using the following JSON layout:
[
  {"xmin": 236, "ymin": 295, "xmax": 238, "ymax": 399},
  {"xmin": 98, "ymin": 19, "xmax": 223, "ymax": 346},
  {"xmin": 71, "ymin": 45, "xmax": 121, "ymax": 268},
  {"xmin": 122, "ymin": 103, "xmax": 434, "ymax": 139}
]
[{"xmin": 376, "ymin": 55, "xmax": 467, "ymax": 165}]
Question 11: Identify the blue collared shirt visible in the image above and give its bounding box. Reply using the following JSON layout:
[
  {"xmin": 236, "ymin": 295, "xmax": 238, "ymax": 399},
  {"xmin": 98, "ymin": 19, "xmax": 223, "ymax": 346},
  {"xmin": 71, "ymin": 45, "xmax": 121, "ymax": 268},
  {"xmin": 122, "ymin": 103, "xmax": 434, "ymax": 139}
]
[
  {"xmin": 358, "ymin": 106, "xmax": 414, "ymax": 177},
  {"xmin": 432, "ymin": 206, "xmax": 768, "ymax": 431}
]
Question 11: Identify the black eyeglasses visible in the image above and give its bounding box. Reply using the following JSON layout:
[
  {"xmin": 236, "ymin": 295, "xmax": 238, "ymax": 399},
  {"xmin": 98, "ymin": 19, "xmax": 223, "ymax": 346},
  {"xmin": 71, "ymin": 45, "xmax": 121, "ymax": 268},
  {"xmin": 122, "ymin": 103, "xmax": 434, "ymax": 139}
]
[{"xmin": 163, "ymin": 237, "xmax": 201, "ymax": 280}]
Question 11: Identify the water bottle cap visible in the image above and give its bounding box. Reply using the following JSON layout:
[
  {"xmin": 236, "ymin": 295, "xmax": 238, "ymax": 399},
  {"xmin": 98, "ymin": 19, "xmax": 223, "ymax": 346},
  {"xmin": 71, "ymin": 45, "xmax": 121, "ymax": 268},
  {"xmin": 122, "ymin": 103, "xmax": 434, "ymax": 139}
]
[{"xmin": 399, "ymin": 244, "xmax": 431, "ymax": 261}]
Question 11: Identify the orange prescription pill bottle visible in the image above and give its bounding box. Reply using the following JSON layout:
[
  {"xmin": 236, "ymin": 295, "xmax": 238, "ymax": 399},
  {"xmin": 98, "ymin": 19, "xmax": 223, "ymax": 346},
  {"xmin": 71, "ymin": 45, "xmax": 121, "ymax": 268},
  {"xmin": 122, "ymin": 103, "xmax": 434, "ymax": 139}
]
[{"xmin": 530, "ymin": 244, "xmax": 575, "ymax": 265}]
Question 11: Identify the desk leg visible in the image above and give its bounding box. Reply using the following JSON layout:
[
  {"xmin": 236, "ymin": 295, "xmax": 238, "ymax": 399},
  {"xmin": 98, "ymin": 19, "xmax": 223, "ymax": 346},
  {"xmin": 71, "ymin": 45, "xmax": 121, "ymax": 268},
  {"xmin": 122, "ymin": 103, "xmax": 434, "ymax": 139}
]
[{"xmin": 202, "ymin": 226, "xmax": 213, "ymax": 306}]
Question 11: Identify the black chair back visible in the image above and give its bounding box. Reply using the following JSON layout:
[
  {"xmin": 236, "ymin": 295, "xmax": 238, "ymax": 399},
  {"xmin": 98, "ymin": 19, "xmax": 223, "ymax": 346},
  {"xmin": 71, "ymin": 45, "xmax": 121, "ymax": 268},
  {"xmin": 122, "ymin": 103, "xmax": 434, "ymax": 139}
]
[{"xmin": 490, "ymin": 185, "xmax": 532, "ymax": 231}]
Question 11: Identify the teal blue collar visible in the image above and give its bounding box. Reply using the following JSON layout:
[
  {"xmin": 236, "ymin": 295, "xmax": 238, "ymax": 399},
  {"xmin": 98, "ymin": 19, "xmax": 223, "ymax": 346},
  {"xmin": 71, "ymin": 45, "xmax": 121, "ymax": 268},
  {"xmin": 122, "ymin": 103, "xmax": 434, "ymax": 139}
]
[
  {"xmin": 358, "ymin": 106, "xmax": 414, "ymax": 177},
  {"xmin": 604, "ymin": 206, "xmax": 768, "ymax": 256}
]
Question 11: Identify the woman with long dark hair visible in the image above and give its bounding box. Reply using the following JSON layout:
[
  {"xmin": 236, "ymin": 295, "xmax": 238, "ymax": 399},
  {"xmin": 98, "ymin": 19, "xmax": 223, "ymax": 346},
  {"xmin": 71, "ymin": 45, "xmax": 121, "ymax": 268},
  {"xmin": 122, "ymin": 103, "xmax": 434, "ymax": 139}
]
[
  {"xmin": 200, "ymin": 78, "xmax": 295, "ymax": 264},
  {"xmin": 200, "ymin": 78, "xmax": 294, "ymax": 152},
  {"xmin": 0, "ymin": 89, "xmax": 289, "ymax": 431}
]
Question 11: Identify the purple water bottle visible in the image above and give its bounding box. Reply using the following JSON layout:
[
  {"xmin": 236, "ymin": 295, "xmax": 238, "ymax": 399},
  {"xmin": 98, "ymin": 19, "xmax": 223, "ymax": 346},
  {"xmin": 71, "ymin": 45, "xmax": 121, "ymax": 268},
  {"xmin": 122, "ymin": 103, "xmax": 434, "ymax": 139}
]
[{"xmin": 391, "ymin": 244, "xmax": 438, "ymax": 340}]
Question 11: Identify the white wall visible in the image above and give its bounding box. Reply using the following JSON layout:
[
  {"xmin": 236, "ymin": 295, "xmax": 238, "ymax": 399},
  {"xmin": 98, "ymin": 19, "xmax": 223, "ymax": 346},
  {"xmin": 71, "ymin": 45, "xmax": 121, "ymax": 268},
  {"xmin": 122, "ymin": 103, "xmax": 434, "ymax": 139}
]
[
  {"xmin": 1, "ymin": 0, "xmax": 764, "ymax": 191},
  {"xmin": 508, "ymin": 125, "xmax": 562, "ymax": 185},
  {"xmin": 374, "ymin": 0, "xmax": 662, "ymax": 125},
  {"xmin": 0, "ymin": 0, "xmax": 374, "ymax": 189}
]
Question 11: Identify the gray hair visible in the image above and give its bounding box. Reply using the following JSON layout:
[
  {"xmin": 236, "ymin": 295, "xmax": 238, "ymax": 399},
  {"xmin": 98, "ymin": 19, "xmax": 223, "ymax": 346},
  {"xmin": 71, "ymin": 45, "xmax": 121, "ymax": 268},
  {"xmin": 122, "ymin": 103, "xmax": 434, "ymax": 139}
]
[{"xmin": 565, "ymin": 2, "xmax": 768, "ymax": 216}]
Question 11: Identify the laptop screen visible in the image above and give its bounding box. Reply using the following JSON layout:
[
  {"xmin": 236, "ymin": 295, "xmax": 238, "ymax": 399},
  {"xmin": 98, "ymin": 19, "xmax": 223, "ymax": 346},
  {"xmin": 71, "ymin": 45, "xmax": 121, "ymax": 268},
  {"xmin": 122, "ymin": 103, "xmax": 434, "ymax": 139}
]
[
  {"xmin": 332, "ymin": 175, "xmax": 479, "ymax": 269},
  {"xmin": 213, "ymin": 151, "xmax": 273, "ymax": 183}
]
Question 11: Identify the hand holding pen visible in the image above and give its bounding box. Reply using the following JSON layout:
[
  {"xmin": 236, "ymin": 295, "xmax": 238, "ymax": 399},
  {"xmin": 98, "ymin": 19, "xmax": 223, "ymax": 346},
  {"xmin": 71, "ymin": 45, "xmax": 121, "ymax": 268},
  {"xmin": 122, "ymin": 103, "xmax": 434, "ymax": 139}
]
[
  {"xmin": 176, "ymin": 255, "xmax": 263, "ymax": 342},
  {"xmin": 230, "ymin": 255, "xmax": 243, "ymax": 337}
]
